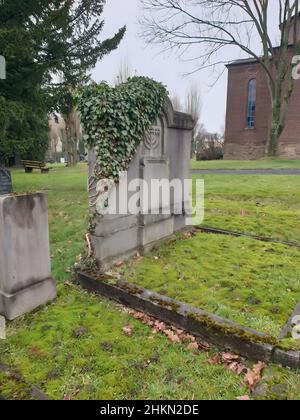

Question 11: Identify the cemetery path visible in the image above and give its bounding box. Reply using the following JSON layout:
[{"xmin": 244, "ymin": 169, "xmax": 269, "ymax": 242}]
[{"xmin": 191, "ymin": 169, "xmax": 300, "ymax": 175}]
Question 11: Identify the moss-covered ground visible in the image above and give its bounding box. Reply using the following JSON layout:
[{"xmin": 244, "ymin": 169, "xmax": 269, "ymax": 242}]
[
  {"xmin": 122, "ymin": 232, "xmax": 300, "ymax": 337},
  {"xmin": 0, "ymin": 164, "xmax": 299, "ymax": 400}
]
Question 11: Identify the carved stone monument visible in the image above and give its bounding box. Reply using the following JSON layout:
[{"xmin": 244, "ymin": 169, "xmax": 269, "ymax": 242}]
[
  {"xmin": 0, "ymin": 169, "xmax": 12, "ymax": 195},
  {"xmin": 88, "ymin": 99, "xmax": 194, "ymax": 266},
  {"xmin": 0, "ymin": 193, "xmax": 56, "ymax": 320}
]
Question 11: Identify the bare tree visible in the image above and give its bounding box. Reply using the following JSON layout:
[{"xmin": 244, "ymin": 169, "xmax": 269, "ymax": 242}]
[
  {"xmin": 185, "ymin": 83, "xmax": 202, "ymax": 156},
  {"xmin": 141, "ymin": 0, "xmax": 300, "ymax": 156},
  {"xmin": 64, "ymin": 107, "xmax": 82, "ymax": 166},
  {"xmin": 171, "ymin": 93, "xmax": 183, "ymax": 110},
  {"xmin": 115, "ymin": 60, "xmax": 133, "ymax": 85}
]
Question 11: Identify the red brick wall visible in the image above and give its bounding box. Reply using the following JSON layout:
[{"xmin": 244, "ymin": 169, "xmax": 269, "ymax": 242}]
[{"xmin": 224, "ymin": 60, "xmax": 300, "ymax": 160}]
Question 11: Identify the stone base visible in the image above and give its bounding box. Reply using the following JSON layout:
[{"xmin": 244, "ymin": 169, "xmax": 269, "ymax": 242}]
[
  {"xmin": 92, "ymin": 212, "xmax": 191, "ymax": 268},
  {"xmin": 0, "ymin": 278, "xmax": 56, "ymax": 320}
]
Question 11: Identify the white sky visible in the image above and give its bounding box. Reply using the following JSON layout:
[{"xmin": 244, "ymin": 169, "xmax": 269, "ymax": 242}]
[{"xmin": 92, "ymin": 0, "xmax": 281, "ymax": 133}]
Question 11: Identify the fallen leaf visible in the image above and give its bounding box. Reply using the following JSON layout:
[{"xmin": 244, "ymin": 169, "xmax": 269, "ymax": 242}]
[
  {"xmin": 187, "ymin": 342, "xmax": 199, "ymax": 351},
  {"xmin": 164, "ymin": 329, "xmax": 181, "ymax": 343},
  {"xmin": 227, "ymin": 362, "xmax": 247, "ymax": 376},
  {"xmin": 198, "ymin": 342, "xmax": 211, "ymax": 351},
  {"xmin": 180, "ymin": 333, "xmax": 196, "ymax": 342},
  {"xmin": 152, "ymin": 321, "xmax": 166, "ymax": 333},
  {"xmin": 221, "ymin": 352, "xmax": 240, "ymax": 363},
  {"xmin": 208, "ymin": 353, "xmax": 221, "ymax": 365},
  {"xmin": 236, "ymin": 395, "xmax": 250, "ymax": 401},
  {"xmin": 244, "ymin": 362, "xmax": 267, "ymax": 391},
  {"xmin": 115, "ymin": 260, "xmax": 124, "ymax": 268},
  {"xmin": 123, "ymin": 324, "xmax": 133, "ymax": 337}
]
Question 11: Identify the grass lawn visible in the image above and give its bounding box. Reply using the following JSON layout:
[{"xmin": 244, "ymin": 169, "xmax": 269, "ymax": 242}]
[
  {"xmin": 191, "ymin": 159, "xmax": 300, "ymax": 170},
  {"xmin": 197, "ymin": 174, "xmax": 300, "ymax": 243},
  {"xmin": 121, "ymin": 232, "xmax": 300, "ymax": 337},
  {"xmin": 0, "ymin": 164, "xmax": 300, "ymax": 400}
]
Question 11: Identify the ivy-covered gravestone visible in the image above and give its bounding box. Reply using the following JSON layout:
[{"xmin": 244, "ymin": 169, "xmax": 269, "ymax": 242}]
[
  {"xmin": 76, "ymin": 77, "xmax": 194, "ymax": 267},
  {"xmin": 0, "ymin": 169, "xmax": 12, "ymax": 195}
]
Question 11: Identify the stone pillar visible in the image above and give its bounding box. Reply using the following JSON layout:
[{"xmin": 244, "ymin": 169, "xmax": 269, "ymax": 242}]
[{"xmin": 0, "ymin": 193, "xmax": 56, "ymax": 320}]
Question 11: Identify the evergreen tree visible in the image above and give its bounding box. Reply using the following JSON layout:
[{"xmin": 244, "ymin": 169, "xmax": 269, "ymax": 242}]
[{"xmin": 0, "ymin": 1, "xmax": 126, "ymax": 165}]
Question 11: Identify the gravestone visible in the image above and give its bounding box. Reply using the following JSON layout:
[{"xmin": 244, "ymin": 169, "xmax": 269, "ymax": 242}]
[
  {"xmin": 88, "ymin": 98, "xmax": 194, "ymax": 266},
  {"xmin": 0, "ymin": 169, "xmax": 12, "ymax": 195},
  {"xmin": 0, "ymin": 193, "xmax": 56, "ymax": 320}
]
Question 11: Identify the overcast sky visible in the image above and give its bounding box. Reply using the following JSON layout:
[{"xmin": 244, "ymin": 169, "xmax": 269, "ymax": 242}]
[{"xmin": 92, "ymin": 0, "xmax": 281, "ymax": 133}]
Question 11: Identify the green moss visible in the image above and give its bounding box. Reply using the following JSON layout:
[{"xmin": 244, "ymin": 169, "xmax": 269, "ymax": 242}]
[
  {"xmin": 277, "ymin": 338, "xmax": 300, "ymax": 351},
  {"xmin": 122, "ymin": 232, "xmax": 300, "ymax": 336},
  {"xmin": 148, "ymin": 296, "xmax": 181, "ymax": 312},
  {"xmin": 187, "ymin": 313, "xmax": 277, "ymax": 346},
  {"xmin": 0, "ymin": 284, "xmax": 246, "ymax": 400}
]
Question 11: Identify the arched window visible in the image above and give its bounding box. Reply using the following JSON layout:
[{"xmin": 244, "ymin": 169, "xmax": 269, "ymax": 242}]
[{"xmin": 246, "ymin": 79, "xmax": 257, "ymax": 128}]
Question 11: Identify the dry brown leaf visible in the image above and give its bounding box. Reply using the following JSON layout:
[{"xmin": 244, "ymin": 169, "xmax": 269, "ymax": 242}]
[
  {"xmin": 164, "ymin": 329, "xmax": 181, "ymax": 343},
  {"xmin": 198, "ymin": 342, "xmax": 211, "ymax": 351},
  {"xmin": 227, "ymin": 362, "xmax": 247, "ymax": 376},
  {"xmin": 181, "ymin": 333, "xmax": 196, "ymax": 342},
  {"xmin": 187, "ymin": 342, "xmax": 199, "ymax": 351},
  {"xmin": 123, "ymin": 324, "xmax": 133, "ymax": 337},
  {"xmin": 244, "ymin": 362, "xmax": 267, "ymax": 391},
  {"xmin": 115, "ymin": 260, "xmax": 124, "ymax": 268},
  {"xmin": 152, "ymin": 321, "xmax": 166, "ymax": 333},
  {"xmin": 221, "ymin": 352, "xmax": 240, "ymax": 363},
  {"xmin": 208, "ymin": 353, "xmax": 221, "ymax": 365}
]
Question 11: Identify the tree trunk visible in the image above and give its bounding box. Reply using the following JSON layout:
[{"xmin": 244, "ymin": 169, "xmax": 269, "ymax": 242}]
[
  {"xmin": 64, "ymin": 107, "xmax": 79, "ymax": 167},
  {"xmin": 267, "ymin": 100, "xmax": 283, "ymax": 157}
]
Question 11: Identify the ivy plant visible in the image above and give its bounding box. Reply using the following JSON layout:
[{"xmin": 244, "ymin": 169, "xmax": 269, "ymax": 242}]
[{"xmin": 75, "ymin": 77, "xmax": 168, "ymax": 183}]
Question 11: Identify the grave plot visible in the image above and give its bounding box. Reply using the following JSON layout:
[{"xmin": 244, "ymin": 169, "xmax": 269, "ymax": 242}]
[
  {"xmin": 78, "ymin": 229, "xmax": 300, "ymax": 367},
  {"xmin": 119, "ymin": 231, "xmax": 300, "ymax": 338},
  {"xmin": 76, "ymin": 82, "xmax": 300, "ymax": 366}
]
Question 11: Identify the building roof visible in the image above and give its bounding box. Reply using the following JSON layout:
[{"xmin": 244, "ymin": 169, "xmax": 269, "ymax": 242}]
[{"xmin": 226, "ymin": 57, "xmax": 259, "ymax": 68}]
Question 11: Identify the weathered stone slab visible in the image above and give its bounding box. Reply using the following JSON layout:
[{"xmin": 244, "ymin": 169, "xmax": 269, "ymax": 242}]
[
  {"xmin": 0, "ymin": 169, "xmax": 12, "ymax": 195},
  {"xmin": 0, "ymin": 193, "xmax": 56, "ymax": 320},
  {"xmin": 272, "ymin": 348, "xmax": 300, "ymax": 369}
]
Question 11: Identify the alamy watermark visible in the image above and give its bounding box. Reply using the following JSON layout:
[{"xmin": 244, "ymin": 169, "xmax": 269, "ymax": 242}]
[
  {"xmin": 0, "ymin": 55, "xmax": 6, "ymax": 80},
  {"xmin": 93, "ymin": 172, "xmax": 205, "ymax": 226}
]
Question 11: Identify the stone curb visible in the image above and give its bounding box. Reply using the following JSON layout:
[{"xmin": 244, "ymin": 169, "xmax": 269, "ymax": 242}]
[
  {"xmin": 77, "ymin": 271, "xmax": 300, "ymax": 369},
  {"xmin": 196, "ymin": 226, "xmax": 300, "ymax": 249}
]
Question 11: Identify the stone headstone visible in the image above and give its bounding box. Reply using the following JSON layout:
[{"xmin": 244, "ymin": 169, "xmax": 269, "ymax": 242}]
[
  {"xmin": 0, "ymin": 169, "xmax": 12, "ymax": 195},
  {"xmin": 88, "ymin": 98, "xmax": 194, "ymax": 266},
  {"xmin": 0, "ymin": 193, "xmax": 56, "ymax": 320}
]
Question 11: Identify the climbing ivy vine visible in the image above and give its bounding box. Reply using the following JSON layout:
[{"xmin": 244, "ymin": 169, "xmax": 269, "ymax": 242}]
[{"xmin": 75, "ymin": 77, "xmax": 168, "ymax": 183}]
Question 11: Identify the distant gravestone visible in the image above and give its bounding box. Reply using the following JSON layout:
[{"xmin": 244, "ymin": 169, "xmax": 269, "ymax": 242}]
[{"xmin": 0, "ymin": 169, "xmax": 12, "ymax": 195}]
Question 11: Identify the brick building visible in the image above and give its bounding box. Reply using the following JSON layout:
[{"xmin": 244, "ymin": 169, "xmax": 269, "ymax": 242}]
[{"xmin": 224, "ymin": 16, "xmax": 300, "ymax": 160}]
